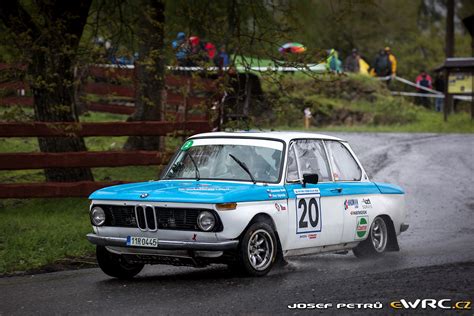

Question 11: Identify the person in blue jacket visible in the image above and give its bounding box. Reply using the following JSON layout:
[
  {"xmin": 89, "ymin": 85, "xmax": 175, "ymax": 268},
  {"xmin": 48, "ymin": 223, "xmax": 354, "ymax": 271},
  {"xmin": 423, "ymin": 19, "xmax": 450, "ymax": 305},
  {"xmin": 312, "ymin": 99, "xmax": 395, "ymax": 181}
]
[{"xmin": 172, "ymin": 32, "xmax": 188, "ymax": 65}]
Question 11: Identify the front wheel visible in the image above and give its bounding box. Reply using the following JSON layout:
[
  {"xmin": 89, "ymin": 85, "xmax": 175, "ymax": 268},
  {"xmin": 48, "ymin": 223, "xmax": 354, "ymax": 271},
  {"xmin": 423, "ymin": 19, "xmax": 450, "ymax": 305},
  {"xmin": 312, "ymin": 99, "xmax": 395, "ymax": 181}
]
[
  {"xmin": 236, "ymin": 222, "xmax": 277, "ymax": 277},
  {"xmin": 96, "ymin": 246, "xmax": 144, "ymax": 279},
  {"xmin": 353, "ymin": 216, "xmax": 389, "ymax": 258}
]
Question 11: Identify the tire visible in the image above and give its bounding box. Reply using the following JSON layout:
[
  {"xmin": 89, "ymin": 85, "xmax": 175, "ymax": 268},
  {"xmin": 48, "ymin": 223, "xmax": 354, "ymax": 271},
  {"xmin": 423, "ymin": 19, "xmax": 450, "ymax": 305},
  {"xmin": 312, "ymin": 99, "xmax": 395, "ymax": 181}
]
[
  {"xmin": 96, "ymin": 246, "xmax": 144, "ymax": 279},
  {"xmin": 353, "ymin": 216, "xmax": 389, "ymax": 258},
  {"xmin": 235, "ymin": 221, "xmax": 277, "ymax": 277}
]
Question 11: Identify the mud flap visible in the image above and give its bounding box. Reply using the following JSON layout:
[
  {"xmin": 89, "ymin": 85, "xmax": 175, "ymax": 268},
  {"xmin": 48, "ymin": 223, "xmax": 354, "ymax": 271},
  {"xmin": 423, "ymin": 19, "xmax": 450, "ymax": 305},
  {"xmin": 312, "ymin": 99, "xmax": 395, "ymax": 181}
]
[{"xmin": 385, "ymin": 217, "xmax": 400, "ymax": 252}]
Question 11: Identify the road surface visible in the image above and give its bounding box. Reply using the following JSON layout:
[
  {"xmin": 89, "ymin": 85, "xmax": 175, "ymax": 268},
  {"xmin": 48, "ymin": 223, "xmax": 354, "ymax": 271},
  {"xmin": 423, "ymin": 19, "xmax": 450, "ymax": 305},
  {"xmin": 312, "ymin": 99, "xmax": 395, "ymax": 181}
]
[{"xmin": 1, "ymin": 133, "xmax": 473, "ymax": 315}]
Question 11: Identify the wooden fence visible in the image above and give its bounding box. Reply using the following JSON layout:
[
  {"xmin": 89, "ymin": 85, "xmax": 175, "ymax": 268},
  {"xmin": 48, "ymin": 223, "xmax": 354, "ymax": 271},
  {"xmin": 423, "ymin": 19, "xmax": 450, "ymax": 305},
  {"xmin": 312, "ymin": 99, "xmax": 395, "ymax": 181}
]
[
  {"xmin": 0, "ymin": 120, "xmax": 211, "ymax": 198},
  {"xmin": 0, "ymin": 64, "xmax": 217, "ymax": 198},
  {"xmin": 0, "ymin": 63, "xmax": 217, "ymax": 120}
]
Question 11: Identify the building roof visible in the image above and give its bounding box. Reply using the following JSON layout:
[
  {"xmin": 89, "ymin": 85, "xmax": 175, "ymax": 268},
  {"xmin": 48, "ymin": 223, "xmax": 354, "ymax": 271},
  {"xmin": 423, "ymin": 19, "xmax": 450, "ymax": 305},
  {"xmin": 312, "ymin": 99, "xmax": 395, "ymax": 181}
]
[
  {"xmin": 434, "ymin": 57, "xmax": 474, "ymax": 71},
  {"xmin": 190, "ymin": 131, "xmax": 344, "ymax": 142}
]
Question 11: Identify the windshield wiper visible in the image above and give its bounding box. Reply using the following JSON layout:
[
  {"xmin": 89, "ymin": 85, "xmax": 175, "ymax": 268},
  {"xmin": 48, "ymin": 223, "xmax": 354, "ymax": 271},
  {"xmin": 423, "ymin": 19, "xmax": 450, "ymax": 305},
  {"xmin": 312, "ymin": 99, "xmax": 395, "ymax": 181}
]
[
  {"xmin": 185, "ymin": 151, "xmax": 200, "ymax": 181},
  {"xmin": 229, "ymin": 154, "xmax": 256, "ymax": 184}
]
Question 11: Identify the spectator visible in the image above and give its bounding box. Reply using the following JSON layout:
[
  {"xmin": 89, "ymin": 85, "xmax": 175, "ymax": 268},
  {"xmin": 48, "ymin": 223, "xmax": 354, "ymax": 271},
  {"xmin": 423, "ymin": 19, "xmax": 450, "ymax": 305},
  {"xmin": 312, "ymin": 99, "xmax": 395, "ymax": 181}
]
[
  {"xmin": 205, "ymin": 42, "xmax": 217, "ymax": 62},
  {"xmin": 188, "ymin": 36, "xmax": 207, "ymax": 65},
  {"xmin": 215, "ymin": 45, "xmax": 230, "ymax": 68},
  {"xmin": 172, "ymin": 32, "xmax": 189, "ymax": 66},
  {"xmin": 385, "ymin": 47, "xmax": 397, "ymax": 77},
  {"xmin": 373, "ymin": 49, "xmax": 391, "ymax": 77},
  {"xmin": 344, "ymin": 49, "xmax": 360, "ymax": 73},
  {"xmin": 415, "ymin": 70, "xmax": 433, "ymax": 108},
  {"xmin": 433, "ymin": 72, "xmax": 445, "ymax": 112},
  {"xmin": 326, "ymin": 49, "xmax": 342, "ymax": 73},
  {"xmin": 358, "ymin": 55, "xmax": 371, "ymax": 75}
]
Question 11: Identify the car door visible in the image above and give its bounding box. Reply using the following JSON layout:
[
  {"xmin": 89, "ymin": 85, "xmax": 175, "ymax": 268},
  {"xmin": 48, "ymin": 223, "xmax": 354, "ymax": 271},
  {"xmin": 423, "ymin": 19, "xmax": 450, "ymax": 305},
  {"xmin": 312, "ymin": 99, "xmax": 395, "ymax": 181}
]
[
  {"xmin": 324, "ymin": 140, "xmax": 380, "ymax": 243},
  {"xmin": 284, "ymin": 139, "xmax": 345, "ymax": 250}
]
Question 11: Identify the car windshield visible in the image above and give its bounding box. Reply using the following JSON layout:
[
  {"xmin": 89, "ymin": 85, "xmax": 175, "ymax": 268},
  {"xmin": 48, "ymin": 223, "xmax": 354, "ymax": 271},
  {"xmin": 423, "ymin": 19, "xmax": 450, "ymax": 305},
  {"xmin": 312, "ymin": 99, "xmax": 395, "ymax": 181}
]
[{"xmin": 162, "ymin": 138, "xmax": 284, "ymax": 183}]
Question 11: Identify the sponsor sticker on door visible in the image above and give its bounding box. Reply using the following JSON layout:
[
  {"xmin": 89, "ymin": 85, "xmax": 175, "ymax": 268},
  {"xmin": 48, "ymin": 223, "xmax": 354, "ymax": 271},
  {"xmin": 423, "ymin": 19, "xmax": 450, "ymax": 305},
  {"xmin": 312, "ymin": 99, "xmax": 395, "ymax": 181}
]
[{"xmin": 355, "ymin": 216, "xmax": 369, "ymax": 239}]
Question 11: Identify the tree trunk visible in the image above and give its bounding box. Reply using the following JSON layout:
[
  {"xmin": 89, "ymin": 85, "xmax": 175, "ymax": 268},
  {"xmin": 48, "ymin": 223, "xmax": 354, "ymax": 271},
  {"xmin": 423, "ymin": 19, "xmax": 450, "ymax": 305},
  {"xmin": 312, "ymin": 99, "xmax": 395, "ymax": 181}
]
[
  {"xmin": 124, "ymin": 0, "xmax": 165, "ymax": 151},
  {"xmin": 0, "ymin": 0, "xmax": 93, "ymax": 182},
  {"xmin": 29, "ymin": 52, "xmax": 93, "ymax": 182}
]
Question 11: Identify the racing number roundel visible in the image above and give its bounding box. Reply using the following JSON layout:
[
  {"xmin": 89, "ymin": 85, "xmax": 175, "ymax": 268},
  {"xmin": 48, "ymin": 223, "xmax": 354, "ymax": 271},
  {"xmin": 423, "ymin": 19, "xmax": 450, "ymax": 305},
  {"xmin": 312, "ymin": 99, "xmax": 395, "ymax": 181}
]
[{"xmin": 296, "ymin": 195, "xmax": 322, "ymax": 233}]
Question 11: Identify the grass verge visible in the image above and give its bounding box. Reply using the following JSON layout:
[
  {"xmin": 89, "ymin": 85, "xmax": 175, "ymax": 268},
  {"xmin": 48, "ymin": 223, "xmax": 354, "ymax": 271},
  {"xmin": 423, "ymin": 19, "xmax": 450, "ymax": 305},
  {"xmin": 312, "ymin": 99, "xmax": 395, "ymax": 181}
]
[{"xmin": 0, "ymin": 198, "xmax": 94, "ymax": 274}]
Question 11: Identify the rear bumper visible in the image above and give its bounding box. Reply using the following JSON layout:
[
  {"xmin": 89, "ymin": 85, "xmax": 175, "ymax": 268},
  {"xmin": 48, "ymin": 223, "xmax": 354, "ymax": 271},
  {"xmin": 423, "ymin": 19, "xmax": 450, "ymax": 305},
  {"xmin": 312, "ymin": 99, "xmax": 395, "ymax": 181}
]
[
  {"xmin": 400, "ymin": 223, "xmax": 409, "ymax": 233},
  {"xmin": 86, "ymin": 233, "xmax": 239, "ymax": 251}
]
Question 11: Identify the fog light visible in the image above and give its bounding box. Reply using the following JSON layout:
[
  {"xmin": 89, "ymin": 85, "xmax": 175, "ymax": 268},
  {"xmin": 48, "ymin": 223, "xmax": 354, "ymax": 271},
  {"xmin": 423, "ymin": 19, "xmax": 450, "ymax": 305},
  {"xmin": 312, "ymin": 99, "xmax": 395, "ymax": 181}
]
[
  {"xmin": 91, "ymin": 206, "xmax": 106, "ymax": 226},
  {"xmin": 197, "ymin": 211, "xmax": 215, "ymax": 232}
]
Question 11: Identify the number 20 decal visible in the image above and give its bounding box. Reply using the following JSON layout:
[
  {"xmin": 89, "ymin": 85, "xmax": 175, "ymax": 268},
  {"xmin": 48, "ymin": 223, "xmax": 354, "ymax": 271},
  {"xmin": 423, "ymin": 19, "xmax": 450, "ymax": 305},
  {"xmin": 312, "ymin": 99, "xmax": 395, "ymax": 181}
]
[{"xmin": 296, "ymin": 195, "xmax": 322, "ymax": 234}]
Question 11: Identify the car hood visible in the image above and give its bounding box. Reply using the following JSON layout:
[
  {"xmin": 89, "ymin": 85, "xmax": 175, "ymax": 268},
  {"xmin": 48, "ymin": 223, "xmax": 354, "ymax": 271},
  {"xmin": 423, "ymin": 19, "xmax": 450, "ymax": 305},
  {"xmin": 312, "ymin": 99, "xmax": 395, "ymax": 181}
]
[{"xmin": 89, "ymin": 180, "xmax": 287, "ymax": 203}]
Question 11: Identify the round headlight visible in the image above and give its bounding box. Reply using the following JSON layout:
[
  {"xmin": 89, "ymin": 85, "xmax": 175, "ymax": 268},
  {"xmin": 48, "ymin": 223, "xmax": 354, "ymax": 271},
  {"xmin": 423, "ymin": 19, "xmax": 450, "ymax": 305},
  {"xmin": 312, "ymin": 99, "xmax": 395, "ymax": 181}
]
[
  {"xmin": 91, "ymin": 206, "xmax": 106, "ymax": 226},
  {"xmin": 197, "ymin": 211, "xmax": 216, "ymax": 232}
]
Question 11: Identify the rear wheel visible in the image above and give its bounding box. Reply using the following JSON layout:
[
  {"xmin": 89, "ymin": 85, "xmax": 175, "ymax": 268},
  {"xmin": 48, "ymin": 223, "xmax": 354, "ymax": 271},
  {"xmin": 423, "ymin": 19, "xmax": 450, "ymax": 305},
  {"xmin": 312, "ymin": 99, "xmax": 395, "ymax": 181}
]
[
  {"xmin": 235, "ymin": 222, "xmax": 277, "ymax": 277},
  {"xmin": 96, "ymin": 246, "xmax": 144, "ymax": 279},
  {"xmin": 353, "ymin": 216, "xmax": 388, "ymax": 258}
]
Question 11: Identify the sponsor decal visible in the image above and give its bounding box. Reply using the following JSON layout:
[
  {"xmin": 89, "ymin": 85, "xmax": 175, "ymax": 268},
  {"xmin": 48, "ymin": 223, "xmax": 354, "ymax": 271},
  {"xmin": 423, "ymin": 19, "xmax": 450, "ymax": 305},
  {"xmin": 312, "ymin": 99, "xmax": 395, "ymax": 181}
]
[
  {"xmin": 350, "ymin": 210, "xmax": 367, "ymax": 215},
  {"xmin": 178, "ymin": 187, "xmax": 232, "ymax": 192},
  {"xmin": 361, "ymin": 198, "xmax": 373, "ymax": 210},
  {"xmin": 345, "ymin": 198, "xmax": 368, "ymax": 215},
  {"xmin": 140, "ymin": 193, "xmax": 149, "ymax": 198},
  {"xmin": 344, "ymin": 199, "xmax": 358, "ymax": 210},
  {"xmin": 267, "ymin": 188, "xmax": 286, "ymax": 193},
  {"xmin": 294, "ymin": 188, "xmax": 320, "ymax": 195},
  {"xmin": 192, "ymin": 233, "xmax": 197, "ymax": 241},
  {"xmin": 299, "ymin": 234, "xmax": 308, "ymax": 239},
  {"xmin": 268, "ymin": 193, "xmax": 287, "ymax": 199},
  {"xmin": 181, "ymin": 140, "xmax": 193, "ymax": 151},
  {"xmin": 308, "ymin": 233, "xmax": 317, "ymax": 239},
  {"xmin": 274, "ymin": 203, "xmax": 287, "ymax": 212},
  {"xmin": 355, "ymin": 216, "xmax": 369, "ymax": 239}
]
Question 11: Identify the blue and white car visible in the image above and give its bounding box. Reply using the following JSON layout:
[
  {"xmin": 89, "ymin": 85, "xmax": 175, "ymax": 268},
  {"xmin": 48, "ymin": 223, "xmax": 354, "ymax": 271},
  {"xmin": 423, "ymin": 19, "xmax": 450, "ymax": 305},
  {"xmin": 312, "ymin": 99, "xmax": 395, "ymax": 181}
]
[{"xmin": 87, "ymin": 132, "xmax": 408, "ymax": 278}]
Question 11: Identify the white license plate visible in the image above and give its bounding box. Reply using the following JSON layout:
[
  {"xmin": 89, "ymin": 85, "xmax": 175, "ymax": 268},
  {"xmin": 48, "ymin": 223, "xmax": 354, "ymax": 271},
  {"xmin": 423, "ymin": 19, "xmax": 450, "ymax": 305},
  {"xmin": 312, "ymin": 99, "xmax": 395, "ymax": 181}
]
[{"xmin": 126, "ymin": 236, "xmax": 158, "ymax": 248}]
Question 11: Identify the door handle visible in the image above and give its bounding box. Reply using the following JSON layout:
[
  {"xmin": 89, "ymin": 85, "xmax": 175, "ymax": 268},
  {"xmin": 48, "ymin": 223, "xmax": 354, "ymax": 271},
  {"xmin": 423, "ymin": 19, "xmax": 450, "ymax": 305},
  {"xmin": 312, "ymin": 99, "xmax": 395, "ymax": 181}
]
[{"xmin": 330, "ymin": 188, "xmax": 343, "ymax": 193}]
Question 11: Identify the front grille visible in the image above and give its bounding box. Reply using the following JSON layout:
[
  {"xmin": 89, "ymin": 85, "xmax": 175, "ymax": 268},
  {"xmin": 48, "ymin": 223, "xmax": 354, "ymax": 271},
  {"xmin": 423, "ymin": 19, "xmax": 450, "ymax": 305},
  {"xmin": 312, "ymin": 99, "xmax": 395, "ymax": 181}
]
[
  {"xmin": 101, "ymin": 205, "xmax": 136, "ymax": 227},
  {"xmin": 156, "ymin": 207, "xmax": 200, "ymax": 231},
  {"xmin": 95, "ymin": 204, "xmax": 221, "ymax": 232}
]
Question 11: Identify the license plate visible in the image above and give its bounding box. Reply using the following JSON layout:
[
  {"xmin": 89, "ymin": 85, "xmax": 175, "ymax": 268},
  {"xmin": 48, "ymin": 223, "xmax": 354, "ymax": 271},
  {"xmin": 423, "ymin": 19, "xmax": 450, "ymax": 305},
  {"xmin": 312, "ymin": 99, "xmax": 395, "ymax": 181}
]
[{"xmin": 126, "ymin": 236, "xmax": 158, "ymax": 248}]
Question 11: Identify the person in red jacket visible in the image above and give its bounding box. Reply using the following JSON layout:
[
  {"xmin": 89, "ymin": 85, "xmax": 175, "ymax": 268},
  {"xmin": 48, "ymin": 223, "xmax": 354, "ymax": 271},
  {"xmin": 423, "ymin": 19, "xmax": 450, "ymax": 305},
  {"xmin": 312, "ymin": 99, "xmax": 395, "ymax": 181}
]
[{"xmin": 415, "ymin": 70, "xmax": 433, "ymax": 108}]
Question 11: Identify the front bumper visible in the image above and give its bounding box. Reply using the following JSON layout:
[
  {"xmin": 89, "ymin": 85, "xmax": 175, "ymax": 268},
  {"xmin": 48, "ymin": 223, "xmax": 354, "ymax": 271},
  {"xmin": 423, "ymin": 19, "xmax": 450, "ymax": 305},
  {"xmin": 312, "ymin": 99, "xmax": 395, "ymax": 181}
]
[{"xmin": 86, "ymin": 233, "xmax": 239, "ymax": 251}]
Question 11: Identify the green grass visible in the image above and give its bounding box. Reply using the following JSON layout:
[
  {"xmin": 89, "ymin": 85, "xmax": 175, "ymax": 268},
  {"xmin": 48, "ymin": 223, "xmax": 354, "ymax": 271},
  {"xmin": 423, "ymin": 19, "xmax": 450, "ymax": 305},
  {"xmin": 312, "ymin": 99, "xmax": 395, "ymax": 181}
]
[{"xmin": 0, "ymin": 198, "xmax": 94, "ymax": 274}]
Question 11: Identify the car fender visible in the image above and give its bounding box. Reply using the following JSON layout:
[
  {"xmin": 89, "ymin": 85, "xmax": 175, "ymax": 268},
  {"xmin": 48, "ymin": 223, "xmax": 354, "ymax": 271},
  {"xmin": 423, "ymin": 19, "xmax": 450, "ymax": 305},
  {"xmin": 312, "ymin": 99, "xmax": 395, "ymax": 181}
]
[{"xmin": 215, "ymin": 200, "xmax": 289, "ymax": 248}]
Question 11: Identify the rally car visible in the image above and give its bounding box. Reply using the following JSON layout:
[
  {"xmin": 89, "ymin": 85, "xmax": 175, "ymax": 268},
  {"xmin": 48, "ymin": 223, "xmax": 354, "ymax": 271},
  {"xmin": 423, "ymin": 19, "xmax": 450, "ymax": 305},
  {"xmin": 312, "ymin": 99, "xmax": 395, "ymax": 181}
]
[{"xmin": 87, "ymin": 131, "xmax": 408, "ymax": 278}]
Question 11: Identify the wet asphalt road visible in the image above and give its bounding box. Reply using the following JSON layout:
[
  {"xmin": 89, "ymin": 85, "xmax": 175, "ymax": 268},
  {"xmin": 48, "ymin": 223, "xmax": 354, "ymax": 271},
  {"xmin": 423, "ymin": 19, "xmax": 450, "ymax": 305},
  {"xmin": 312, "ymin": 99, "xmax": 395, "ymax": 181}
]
[{"xmin": 0, "ymin": 133, "xmax": 473, "ymax": 315}]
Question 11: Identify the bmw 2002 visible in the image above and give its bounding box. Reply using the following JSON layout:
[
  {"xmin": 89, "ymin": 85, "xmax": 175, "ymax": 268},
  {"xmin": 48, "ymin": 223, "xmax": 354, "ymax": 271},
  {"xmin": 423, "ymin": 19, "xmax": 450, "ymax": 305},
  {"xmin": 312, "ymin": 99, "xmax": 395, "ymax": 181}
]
[{"xmin": 87, "ymin": 132, "xmax": 408, "ymax": 278}]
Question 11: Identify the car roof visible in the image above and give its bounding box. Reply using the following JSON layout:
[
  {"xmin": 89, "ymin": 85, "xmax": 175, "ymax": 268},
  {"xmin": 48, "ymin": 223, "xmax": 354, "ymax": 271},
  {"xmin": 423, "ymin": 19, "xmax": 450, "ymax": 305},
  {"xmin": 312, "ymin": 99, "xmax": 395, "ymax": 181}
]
[{"xmin": 190, "ymin": 131, "xmax": 344, "ymax": 142}]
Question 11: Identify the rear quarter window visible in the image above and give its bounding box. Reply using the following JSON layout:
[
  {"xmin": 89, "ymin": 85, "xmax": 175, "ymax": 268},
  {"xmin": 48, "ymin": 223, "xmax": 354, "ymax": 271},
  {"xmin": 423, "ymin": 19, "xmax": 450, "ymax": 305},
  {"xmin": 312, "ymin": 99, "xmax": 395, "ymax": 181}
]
[{"xmin": 325, "ymin": 141, "xmax": 362, "ymax": 181}]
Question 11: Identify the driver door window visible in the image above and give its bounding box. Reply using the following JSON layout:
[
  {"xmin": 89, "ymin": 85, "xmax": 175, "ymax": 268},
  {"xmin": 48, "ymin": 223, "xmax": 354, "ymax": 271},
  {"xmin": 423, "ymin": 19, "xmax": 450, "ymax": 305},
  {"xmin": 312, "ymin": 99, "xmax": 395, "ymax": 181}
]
[{"xmin": 286, "ymin": 140, "xmax": 331, "ymax": 182}]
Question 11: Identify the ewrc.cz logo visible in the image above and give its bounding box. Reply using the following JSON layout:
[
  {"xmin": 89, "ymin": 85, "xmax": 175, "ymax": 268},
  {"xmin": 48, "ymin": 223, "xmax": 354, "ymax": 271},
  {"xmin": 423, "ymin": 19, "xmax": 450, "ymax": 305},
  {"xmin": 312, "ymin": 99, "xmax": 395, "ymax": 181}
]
[{"xmin": 390, "ymin": 299, "xmax": 471, "ymax": 310}]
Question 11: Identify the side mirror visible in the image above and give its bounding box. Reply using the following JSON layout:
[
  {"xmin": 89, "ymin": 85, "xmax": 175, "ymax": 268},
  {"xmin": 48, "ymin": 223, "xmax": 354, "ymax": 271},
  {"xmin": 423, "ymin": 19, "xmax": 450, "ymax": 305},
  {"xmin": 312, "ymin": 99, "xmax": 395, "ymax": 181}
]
[{"xmin": 302, "ymin": 173, "xmax": 319, "ymax": 187}]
